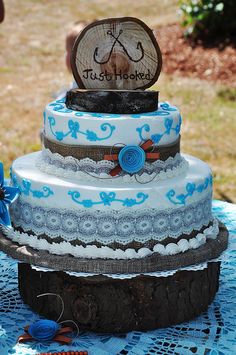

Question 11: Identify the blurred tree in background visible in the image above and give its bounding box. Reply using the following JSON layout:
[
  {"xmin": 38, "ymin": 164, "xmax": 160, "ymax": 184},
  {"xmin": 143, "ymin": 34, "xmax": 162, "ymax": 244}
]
[{"xmin": 180, "ymin": 0, "xmax": 236, "ymax": 40}]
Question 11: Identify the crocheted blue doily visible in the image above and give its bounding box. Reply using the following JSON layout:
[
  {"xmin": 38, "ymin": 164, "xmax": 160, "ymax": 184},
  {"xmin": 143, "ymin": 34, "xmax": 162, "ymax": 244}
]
[{"xmin": 0, "ymin": 200, "xmax": 236, "ymax": 355}]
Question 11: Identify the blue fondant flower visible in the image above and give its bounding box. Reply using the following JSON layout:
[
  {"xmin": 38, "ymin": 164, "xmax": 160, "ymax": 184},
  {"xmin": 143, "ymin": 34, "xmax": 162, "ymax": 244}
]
[
  {"xmin": 118, "ymin": 145, "xmax": 145, "ymax": 174},
  {"xmin": 28, "ymin": 319, "xmax": 60, "ymax": 341},
  {"xmin": 0, "ymin": 163, "xmax": 19, "ymax": 227}
]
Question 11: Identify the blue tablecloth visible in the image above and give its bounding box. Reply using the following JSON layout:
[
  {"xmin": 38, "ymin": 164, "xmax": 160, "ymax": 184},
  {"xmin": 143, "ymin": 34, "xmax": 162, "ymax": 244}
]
[{"xmin": 0, "ymin": 200, "xmax": 236, "ymax": 355}]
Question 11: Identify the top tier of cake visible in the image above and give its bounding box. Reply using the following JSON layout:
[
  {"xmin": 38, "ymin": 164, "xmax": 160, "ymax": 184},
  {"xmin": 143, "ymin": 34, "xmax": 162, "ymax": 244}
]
[{"xmin": 43, "ymin": 97, "xmax": 182, "ymax": 148}]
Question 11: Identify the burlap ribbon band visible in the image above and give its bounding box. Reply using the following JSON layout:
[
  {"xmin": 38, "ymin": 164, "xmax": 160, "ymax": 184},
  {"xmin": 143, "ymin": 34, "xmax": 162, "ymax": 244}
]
[{"xmin": 43, "ymin": 134, "xmax": 180, "ymax": 162}]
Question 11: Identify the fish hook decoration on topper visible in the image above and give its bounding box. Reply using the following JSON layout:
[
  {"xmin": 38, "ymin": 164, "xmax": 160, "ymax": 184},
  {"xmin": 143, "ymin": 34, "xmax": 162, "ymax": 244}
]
[
  {"xmin": 70, "ymin": 17, "xmax": 162, "ymax": 90},
  {"xmin": 93, "ymin": 29, "xmax": 144, "ymax": 64}
]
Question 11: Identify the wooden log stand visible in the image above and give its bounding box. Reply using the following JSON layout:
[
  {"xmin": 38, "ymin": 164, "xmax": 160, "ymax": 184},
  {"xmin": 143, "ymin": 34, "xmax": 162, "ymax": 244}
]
[
  {"xmin": 18, "ymin": 262, "xmax": 221, "ymax": 333},
  {"xmin": 0, "ymin": 223, "xmax": 228, "ymax": 333}
]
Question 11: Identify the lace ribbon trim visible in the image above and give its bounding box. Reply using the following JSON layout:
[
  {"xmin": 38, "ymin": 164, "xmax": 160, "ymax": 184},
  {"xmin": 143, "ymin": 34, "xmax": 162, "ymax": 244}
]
[
  {"xmin": 36, "ymin": 150, "xmax": 188, "ymax": 183},
  {"xmin": 3, "ymin": 219, "xmax": 219, "ymax": 260},
  {"xmin": 10, "ymin": 194, "xmax": 213, "ymax": 244}
]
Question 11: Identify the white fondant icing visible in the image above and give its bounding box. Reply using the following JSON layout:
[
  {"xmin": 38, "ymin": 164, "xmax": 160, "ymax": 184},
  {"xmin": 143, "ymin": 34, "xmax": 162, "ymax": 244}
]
[
  {"xmin": 11, "ymin": 152, "xmax": 213, "ymax": 211},
  {"xmin": 3, "ymin": 219, "xmax": 219, "ymax": 260},
  {"xmin": 36, "ymin": 150, "xmax": 189, "ymax": 184},
  {"xmin": 44, "ymin": 99, "xmax": 182, "ymax": 147}
]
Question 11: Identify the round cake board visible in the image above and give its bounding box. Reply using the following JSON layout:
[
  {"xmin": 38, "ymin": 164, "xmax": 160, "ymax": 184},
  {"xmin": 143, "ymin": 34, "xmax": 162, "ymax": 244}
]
[{"xmin": 0, "ymin": 222, "xmax": 228, "ymax": 274}]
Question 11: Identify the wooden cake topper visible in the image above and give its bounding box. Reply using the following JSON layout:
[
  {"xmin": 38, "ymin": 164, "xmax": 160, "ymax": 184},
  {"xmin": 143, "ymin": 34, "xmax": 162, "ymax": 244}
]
[{"xmin": 71, "ymin": 17, "xmax": 162, "ymax": 90}]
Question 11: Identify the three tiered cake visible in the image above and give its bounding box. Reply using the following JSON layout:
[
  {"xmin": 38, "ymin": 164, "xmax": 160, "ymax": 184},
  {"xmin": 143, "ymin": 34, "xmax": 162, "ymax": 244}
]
[{"xmin": 0, "ymin": 17, "xmax": 228, "ymax": 332}]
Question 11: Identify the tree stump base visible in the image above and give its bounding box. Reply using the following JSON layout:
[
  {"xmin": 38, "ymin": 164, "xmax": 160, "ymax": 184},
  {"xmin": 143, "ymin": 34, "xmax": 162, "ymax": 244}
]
[{"xmin": 18, "ymin": 262, "xmax": 221, "ymax": 333}]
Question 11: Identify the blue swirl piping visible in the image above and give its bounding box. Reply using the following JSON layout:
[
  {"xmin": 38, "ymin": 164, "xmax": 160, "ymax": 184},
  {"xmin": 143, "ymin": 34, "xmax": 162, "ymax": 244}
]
[
  {"xmin": 68, "ymin": 191, "xmax": 149, "ymax": 208},
  {"xmin": 48, "ymin": 116, "xmax": 116, "ymax": 142},
  {"xmin": 136, "ymin": 115, "xmax": 182, "ymax": 144},
  {"xmin": 166, "ymin": 176, "xmax": 213, "ymax": 205},
  {"xmin": 12, "ymin": 175, "xmax": 54, "ymax": 199}
]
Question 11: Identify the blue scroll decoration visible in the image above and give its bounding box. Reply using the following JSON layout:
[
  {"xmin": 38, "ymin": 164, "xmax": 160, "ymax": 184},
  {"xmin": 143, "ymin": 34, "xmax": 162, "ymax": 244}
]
[
  {"xmin": 74, "ymin": 111, "xmax": 122, "ymax": 118},
  {"xmin": 68, "ymin": 191, "xmax": 149, "ymax": 208},
  {"xmin": 166, "ymin": 176, "xmax": 213, "ymax": 205},
  {"xmin": 160, "ymin": 102, "xmax": 178, "ymax": 112},
  {"xmin": 131, "ymin": 102, "xmax": 178, "ymax": 118},
  {"xmin": 48, "ymin": 100, "xmax": 179, "ymax": 119},
  {"xmin": 12, "ymin": 175, "xmax": 54, "ymax": 199},
  {"xmin": 136, "ymin": 115, "xmax": 182, "ymax": 144},
  {"xmin": 48, "ymin": 116, "xmax": 116, "ymax": 142},
  {"xmin": 49, "ymin": 98, "xmax": 73, "ymax": 114}
]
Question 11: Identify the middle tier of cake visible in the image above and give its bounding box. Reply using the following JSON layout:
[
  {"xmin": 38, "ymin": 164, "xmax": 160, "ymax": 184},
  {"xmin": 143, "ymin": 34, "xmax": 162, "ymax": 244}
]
[{"xmin": 8, "ymin": 151, "xmax": 218, "ymax": 260}]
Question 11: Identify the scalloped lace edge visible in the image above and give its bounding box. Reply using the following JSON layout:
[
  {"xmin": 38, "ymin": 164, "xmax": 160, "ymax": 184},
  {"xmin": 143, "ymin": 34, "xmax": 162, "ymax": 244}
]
[
  {"xmin": 3, "ymin": 219, "xmax": 219, "ymax": 260},
  {"xmin": 36, "ymin": 150, "xmax": 189, "ymax": 184}
]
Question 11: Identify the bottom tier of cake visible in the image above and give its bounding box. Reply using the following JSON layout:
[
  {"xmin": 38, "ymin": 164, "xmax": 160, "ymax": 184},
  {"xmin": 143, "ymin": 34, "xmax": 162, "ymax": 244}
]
[
  {"xmin": 10, "ymin": 152, "xmax": 215, "ymax": 259},
  {"xmin": 18, "ymin": 262, "xmax": 220, "ymax": 333}
]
